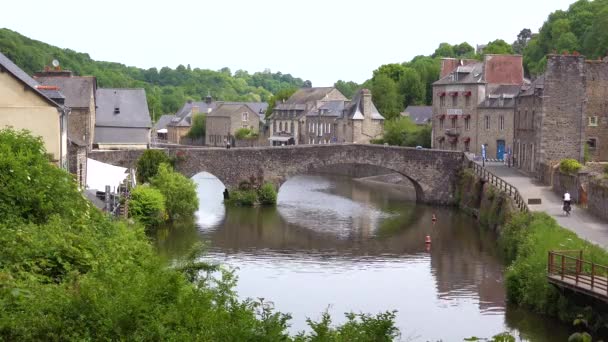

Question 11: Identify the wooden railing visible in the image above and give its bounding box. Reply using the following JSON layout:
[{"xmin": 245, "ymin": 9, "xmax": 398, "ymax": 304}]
[
  {"xmin": 470, "ymin": 161, "xmax": 529, "ymax": 212},
  {"xmin": 548, "ymin": 250, "xmax": 608, "ymax": 297}
]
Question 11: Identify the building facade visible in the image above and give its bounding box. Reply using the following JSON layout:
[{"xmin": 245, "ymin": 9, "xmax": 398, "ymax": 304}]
[
  {"xmin": 432, "ymin": 55, "xmax": 524, "ymax": 159},
  {"xmin": 205, "ymin": 103, "xmax": 261, "ymax": 146},
  {"xmin": 0, "ymin": 52, "xmax": 68, "ymax": 168},
  {"xmin": 514, "ymin": 54, "xmax": 608, "ymax": 176},
  {"xmin": 268, "ymin": 87, "xmax": 384, "ymax": 145}
]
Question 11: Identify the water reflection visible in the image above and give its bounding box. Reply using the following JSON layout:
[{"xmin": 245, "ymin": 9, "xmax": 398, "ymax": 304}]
[{"xmin": 155, "ymin": 173, "xmax": 569, "ymax": 341}]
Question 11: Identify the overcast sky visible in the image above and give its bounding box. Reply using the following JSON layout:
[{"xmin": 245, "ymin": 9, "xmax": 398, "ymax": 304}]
[{"xmin": 1, "ymin": 0, "xmax": 575, "ymax": 86}]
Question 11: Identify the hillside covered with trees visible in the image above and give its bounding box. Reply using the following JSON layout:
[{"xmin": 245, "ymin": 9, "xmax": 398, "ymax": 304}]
[{"xmin": 0, "ymin": 28, "xmax": 307, "ymax": 120}]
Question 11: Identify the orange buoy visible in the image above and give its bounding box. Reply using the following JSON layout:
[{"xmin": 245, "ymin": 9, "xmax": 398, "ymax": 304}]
[{"xmin": 425, "ymin": 235, "xmax": 431, "ymax": 244}]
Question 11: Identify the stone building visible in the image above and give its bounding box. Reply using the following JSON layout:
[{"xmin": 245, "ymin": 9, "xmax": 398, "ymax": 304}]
[
  {"xmin": 35, "ymin": 70, "xmax": 97, "ymax": 188},
  {"xmin": 167, "ymin": 95, "xmax": 267, "ymax": 145},
  {"xmin": 0, "ymin": 52, "xmax": 69, "ymax": 169},
  {"xmin": 432, "ymin": 55, "xmax": 524, "ymax": 159},
  {"xmin": 514, "ymin": 54, "xmax": 608, "ymax": 176},
  {"xmin": 268, "ymin": 87, "xmax": 384, "ymax": 145},
  {"xmin": 205, "ymin": 103, "xmax": 261, "ymax": 146},
  {"xmin": 401, "ymin": 105, "xmax": 433, "ymax": 125},
  {"xmin": 94, "ymin": 88, "xmax": 151, "ymax": 149}
]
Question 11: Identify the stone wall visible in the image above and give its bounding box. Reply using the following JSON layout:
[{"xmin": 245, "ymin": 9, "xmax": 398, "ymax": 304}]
[
  {"xmin": 68, "ymin": 142, "xmax": 87, "ymax": 189},
  {"xmin": 584, "ymin": 60, "xmax": 608, "ymax": 162},
  {"xmin": 588, "ymin": 178, "xmax": 608, "ymax": 221},
  {"xmin": 89, "ymin": 144, "xmax": 465, "ymax": 205},
  {"xmin": 68, "ymin": 108, "xmax": 91, "ymax": 147},
  {"xmin": 552, "ymin": 171, "xmax": 588, "ymax": 204}
]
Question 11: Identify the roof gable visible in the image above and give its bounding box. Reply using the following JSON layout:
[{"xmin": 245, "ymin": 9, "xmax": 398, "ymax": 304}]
[
  {"xmin": 35, "ymin": 76, "xmax": 96, "ymax": 108},
  {"xmin": 95, "ymin": 88, "xmax": 151, "ymax": 128}
]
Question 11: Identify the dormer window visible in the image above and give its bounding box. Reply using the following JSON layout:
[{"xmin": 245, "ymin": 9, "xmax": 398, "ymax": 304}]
[{"xmin": 113, "ymin": 107, "xmax": 120, "ymax": 114}]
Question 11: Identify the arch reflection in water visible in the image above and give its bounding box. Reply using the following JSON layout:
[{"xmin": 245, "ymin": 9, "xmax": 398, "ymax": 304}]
[{"xmin": 191, "ymin": 172, "xmax": 226, "ymax": 230}]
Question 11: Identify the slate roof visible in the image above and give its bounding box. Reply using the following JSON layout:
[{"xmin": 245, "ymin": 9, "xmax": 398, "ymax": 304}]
[
  {"xmin": 0, "ymin": 52, "xmax": 63, "ymax": 108},
  {"xmin": 284, "ymin": 87, "xmax": 337, "ymax": 104},
  {"xmin": 402, "ymin": 106, "xmax": 432, "ymax": 124},
  {"xmin": 305, "ymin": 100, "xmax": 345, "ymax": 117},
  {"xmin": 153, "ymin": 114, "xmax": 175, "ymax": 131},
  {"xmin": 520, "ymin": 76, "xmax": 544, "ymax": 97},
  {"xmin": 169, "ymin": 100, "xmax": 267, "ymax": 127},
  {"xmin": 35, "ymin": 76, "xmax": 96, "ymax": 108},
  {"xmin": 344, "ymin": 90, "xmax": 384, "ymax": 120},
  {"xmin": 207, "ymin": 103, "xmax": 254, "ymax": 117},
  {"xmin": 434, "ymin": 62, "xmax": 485, "ymax": 85},
  {"xmin": 95, "ymin": 88, "xmax": 152, "ymax": 128}
]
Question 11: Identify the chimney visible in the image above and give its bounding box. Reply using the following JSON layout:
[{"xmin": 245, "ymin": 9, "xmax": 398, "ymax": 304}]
[
  {"xmin": 440, "ymin": 58, "xmax": 459, "ymax": 78},
  {"xmin": 361, "ymin": 89, "xmax": 372, "ymax": 119},
  {"xmin": 484, "ymin": 55, "xmax": 524, "ymax": 85},
  {"xmin": 192, "ymin": 105, "xmax": 199, "ymax": 115},
  {"xmin": 33, "ymin": 70, "xmax": 73, "ymax": 78}
]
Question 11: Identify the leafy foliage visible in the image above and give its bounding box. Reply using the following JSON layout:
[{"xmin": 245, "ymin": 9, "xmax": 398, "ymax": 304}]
[
  {"xmin": 128, "ymin": 185, "xmax": 167, "ymax": 227},
  {"xmin": 559, "ymin": 158, "xmax": 583, "ymax": 174},
  {"xmin": 150, "ymin": 163, "xmax": 198, "ymax": 220},
  {"xmin": 0, "ymin": 28, "xmax": 305, "ymax": 117},
  {"xmin": 258, "ymin": 183, "xmax": 278, "ymax": 205},
  {"xmin": 235, "ymin": 127, "xmax": 258, "ymax": 140},
  {"xmin": 186, "ymin": 113, "xmax": 206, "ymax": 139},
  {"xmin": 266, "ymin": 87, "xmax": 298, "ymax": 119},
  {"xmin": 334, "ymin": 80, "xmax": 360, "ymax": 98},
  {"xmin": 0, "ymin": 128, "xmax": 400, "ymax": 340},
  {"xmin": 225, "ymin": 182, "xmax": 277, "ymax": 207},
  {"xmin": 136, "ymin": 149, "xmax": 172, "ymax": 184},
  {"xmin": 373, "ymin": 117, "xmax": 431, "ymax": 147}
]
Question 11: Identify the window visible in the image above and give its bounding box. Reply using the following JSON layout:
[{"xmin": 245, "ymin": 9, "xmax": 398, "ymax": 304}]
[
  {"xmin": 451, "ymin": 117, "xmax": 457, "ymax": 128},
  {"xmin": 516, "ymin": 110, "xmax": 521, "ymax": 129},
  {"xmin": 452, "ymin": 96, "xmax": 457, "ymax": 107},
  {"xmin": 499, "ymin": 115, "xmax": 504, "ymax": 131},
  {"xmin": 291, "ymin": 122, "xmax": 294, "ymax": 133},
  {"xmin": 464, "ymin": 140, "xmax": 470, "ymax": 152},
  {"xmin": 328, "ymin": 123, "xmax": 331, "ymax": 134},
  {"xmin": 439, "ymin": 140, "xmax": 444, "ymax": 149},
  {"xmin": 242, "ymin": 112, "xmax": 248, "ymax": 121},
  {"xmin": 279, "ymin": 122, "xmax": 283, "ymax": 131},
  {"xmin": 465, "ymin": 117, "xmax": 470, "ymax": 131},
  {"xmin": 589, "ymin": 116, "xmax": 599, "ymax": 127},
  {"xmin": 320, "ymin": 123, "xmax": 324, "ymax": 135},
  {"xmin": 485, "ymin": 116, "xmax": 490, "ymax": 130},
  {"xmin": 587, "ymin": 138, "xmax": 597, "ymax": 150},
  {"xmin": 531, "ymin": 111, "xmax": 535, "ymax": 130},
  {"xmin": 524, "ymin": 111, "xmax": 528, "ymax": 129},
  {"xmin": 465, "ymin": 96, "xmax": 471, "ymax": 107},
  {"xmin": 439, "ymin": 118, "xmax": 444, "ymax": 129}
]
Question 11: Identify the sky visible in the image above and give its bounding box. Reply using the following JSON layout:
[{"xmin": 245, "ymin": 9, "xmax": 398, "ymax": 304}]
[{"xmin": 1, "ymin": 0, "xmax": 576, "ymax": 86}]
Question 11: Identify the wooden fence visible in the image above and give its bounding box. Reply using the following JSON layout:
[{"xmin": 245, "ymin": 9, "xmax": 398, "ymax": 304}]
[{"xmin": 548, "ymin": 250, "xmax": 608, "ymax": 302}]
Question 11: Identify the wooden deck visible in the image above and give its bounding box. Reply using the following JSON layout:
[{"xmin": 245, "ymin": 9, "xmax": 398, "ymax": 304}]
[{"xmin": 547, "ymin": 251, "xmax": 608, "ymax": 303}]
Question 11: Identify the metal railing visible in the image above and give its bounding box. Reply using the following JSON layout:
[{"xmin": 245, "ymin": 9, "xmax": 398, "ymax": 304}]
[
  {"xmin": 548, "ymin": 250, "xmax": 608, "ymax": 297},
  {"xmin": 470, "ymin": 161, "xmax": 529, "ymax": 212}
]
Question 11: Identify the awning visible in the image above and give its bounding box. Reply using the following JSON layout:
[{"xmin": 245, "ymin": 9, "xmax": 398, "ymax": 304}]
[
  {"xmin": 438, "ymin": 114, "xmax": 446, "ymax": 119},
  {"xmin": 448, "ymin": 136, "xmax": 458, "ymax": 143},
  {"xmin": 438, "ymin": 92, "xmax": 446, "ymax": 97},
  {"xmin": 156, "ymin": 128, "xmax": 168, "ymax": 133},
  {"xmin": 268, "ymin": 136, "xmax": 292, "ymax": 142},
  {"xmin": 448, "ymin": 115, "xmax": 458, "ymax": 119},
  {"xmin": 86, "ymin": 158, "xmax": 129, "ymax": 191},
  {"xmin": 437, "ymin": 136, "xmax": 445, "ymax": 141},
  {"xmin": 449, "ymin": 91, "xmax": 459, "ymax": 97},
  {"xmin": 463, "ymin": 91, "xmax": 472, "ymax": 96},
  {"xmin": 463, "ymin": 114, "xmax": 471, "ymax": 119},
  {"xmin": 464, "ymin": 137, "xmax": 471, "ymax": 142}
]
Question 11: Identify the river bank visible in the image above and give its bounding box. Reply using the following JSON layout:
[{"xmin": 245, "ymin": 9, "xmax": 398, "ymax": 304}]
[{"xmin": 457, "ymin": 166, "xmax": 608, "ymax": 338}]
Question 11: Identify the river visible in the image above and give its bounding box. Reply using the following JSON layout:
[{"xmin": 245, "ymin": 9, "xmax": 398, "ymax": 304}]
[{"xmin": 155, "ymin": 172, "xmax": 570, "ymax": 341}]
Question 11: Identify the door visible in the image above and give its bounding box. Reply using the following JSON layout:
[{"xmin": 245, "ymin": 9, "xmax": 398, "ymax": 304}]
[{"xmin": 497, "ymin": 140, "xmax": 505, "ymax": 160}]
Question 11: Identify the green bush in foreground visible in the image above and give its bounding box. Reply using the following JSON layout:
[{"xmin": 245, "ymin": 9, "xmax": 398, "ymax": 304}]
[
  {"xmin": 150, "ymin": 163, "xmax": 198, "ymax": 220},
  {"xmin": 0, "ymin": 128, "xmax": 399, "ymax": 340},
  {"xmin": 500, "ymin": 212, "xmax": 608, "ymax": 330},
  {"xmin": 559, "ymin": 158, "xmax": 582, "ymax": 175},
  {"xmin": 258, "ymin": 182, "xmax": 278, "ymax": 205},
  {"xmin": 128, "ymin": 185, "xmax": 167, "ymax": 227}
]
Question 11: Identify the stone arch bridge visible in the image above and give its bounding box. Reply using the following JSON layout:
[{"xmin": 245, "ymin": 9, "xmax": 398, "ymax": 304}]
[{"xmin": 89, "ymin": 144, "xmax": 465, "ymax": 205}]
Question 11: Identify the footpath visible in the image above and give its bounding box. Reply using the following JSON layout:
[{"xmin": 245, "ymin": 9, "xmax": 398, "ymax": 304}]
[{"xmin": 482, "ymin": 162, "xmax": 608, "ymax": 249}]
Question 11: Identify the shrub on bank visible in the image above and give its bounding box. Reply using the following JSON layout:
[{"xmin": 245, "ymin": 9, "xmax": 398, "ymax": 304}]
[
  {"xmin": 128, "ymin": 185, "xmax": 167, "ymax": 227},
  {"xmin": 136, "ymin": 149, "xmax": 172, "ymax": 184},
  {"xmin": 258, "ymin": 182, "xmax": 278, "ymax": 205},
  {"xmin": 225, "ymin": 182, "xmax": 278, "ymax": 207},
  {"xmin": 500, "ymin": 212, "xmax": 608, "ymax": 330},
  {"xmin": 559, "ymin": 158, "xmax": 582, "ymax": 175},
  {"xmin": 150, "ymin": 163, "xmax": 198, "ymax": 220}
]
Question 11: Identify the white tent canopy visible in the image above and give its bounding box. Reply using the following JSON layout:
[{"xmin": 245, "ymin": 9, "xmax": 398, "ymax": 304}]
[
  {"xmin": 157, "ymin": 128, "xmax": 168, "ymax": 133},
  {"xmin": 86, "ymin": 158, "xmax": 129, "ymax": 191}
]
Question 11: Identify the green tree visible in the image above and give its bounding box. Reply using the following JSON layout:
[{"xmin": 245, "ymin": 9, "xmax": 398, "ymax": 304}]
[
  {"xmin": 512, "ymin": 28, "xmax": 532, "ymax": 54},
  {"xmin": 128, "ymin": 185, "xmax": 167, "ymax": 227},
  {"xmin": 483, "ymin": 39, "xmax": 515, "ymax": 55},
  {"xmin": 150, "ymin": 163, "xmax": 198, "ymax": 220},
  {"xmin": 334, "ymin": 80, "xmax": 359, "ymax": 98},
  {"xmin": 187, "ymin": 113, "xmax": 206, "ymax": 140},
  {"xmin": 380, "ymin": 117, "xmax": 430, "ymax": 147},
  {"xmin": 136, "ymin": 149, "xmax": 172, "ymax": 184},
  {"xmin": 371, "ymin": 74, "xmax": 402, "ymax": 120},
  {"xmin": 432, "ymin": 42, "xmax": 456, "ymax": 58},
  {"xmin": 266, "ymin": 87, "xmax": 297, "ymax": 119},
  {"xmin": 454, "ymin": 42, "xmax": 475, "ymax": 57},
  {"xmin": 398, "ymin": 68, "xmax": 425, "ymax": 108}
]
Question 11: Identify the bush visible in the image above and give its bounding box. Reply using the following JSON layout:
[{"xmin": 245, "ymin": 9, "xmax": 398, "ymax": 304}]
[
  {"xmin": 136, "ymin": 149, "xmax": 172, "ymax": 184},
  {"xmin": 381, "ymin": 117, "xmax": 431, "ymax": 147},
  {"xmin": 559, "ymin": 158, "xmax": 582, "ymax": 175},
  {"xmin": 258, "ymin": 183, "xmax": 277, "ymax": 205},
  {"xmin": 150, "ymin": 163, "xmax": 198, "ymax": 220},
  {"xmin": 128, "ymin": 185, "xmax": 167, "ymax": 227},
  {"xmin": 186, "ymin": 113, "xmax": 206, "ymax": 139},
  {"xmin": 226, "ymin": 189, "xmax": 257, "ymax": 206},
  {"xmin": 235, "ymin": 127, "xmax": 258, "ymax": 140}
]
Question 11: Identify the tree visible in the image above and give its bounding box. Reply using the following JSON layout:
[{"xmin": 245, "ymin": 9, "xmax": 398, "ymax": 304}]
[
  {"xmin": 187, "ymin": 113, "xmax": 206, "ymax": 140},
  {"xmin": 235, "ymin": 127, "xmax": 258, "ymax": 140},
  {"xmin": 398, "ymin": 68, "xmax": 425, "ymax": 108},
  {"xmin": 128, "ymin": 185, "xmax": 167, "ymax": 228},
  {"xmin": 371, "ymin": 74, "xmax": 402, "ymax": 120},
  {"xmin": 266, "ymin": 87, "xmax": 297, "ymax": 119},
  {"xmin": 512, "ymin": 28, "xmax": 532, "ymax": 54},
  {"xmin": 432, "ymin": 42, "xmax": 455, "ymax": 58},
  {"xmin": 483, "ymin": 39, "xmax": 515, "ymax": 55},
  {"xmin": 150, "ymin": 163, "xmax": 198, "ymax": 220},
  {"xmin": 380, "ymin": 117, "xmax": 431, "ymax": 147},
  {"xmin": 454, "ymin": 42, "xmax": 475, "ymax": 57},
  {"xmin": 334, "ymin": 80, "xmax": 359, "ymax": 98},
  {"xmin": 136, "ymin": 149, "xmax": 172, "ymax": 184}
]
